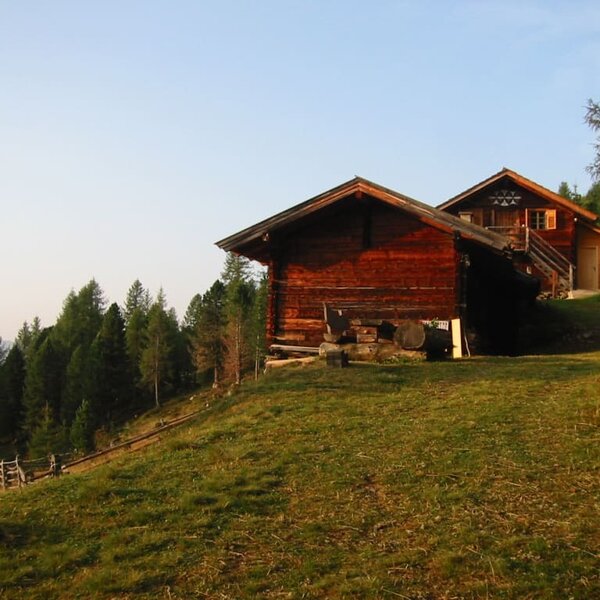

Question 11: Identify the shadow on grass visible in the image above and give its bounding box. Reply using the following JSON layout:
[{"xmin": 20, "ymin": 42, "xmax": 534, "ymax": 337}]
[{"xmin": 519, "ymin": 297, "xmax": 600, "ymax": 355}]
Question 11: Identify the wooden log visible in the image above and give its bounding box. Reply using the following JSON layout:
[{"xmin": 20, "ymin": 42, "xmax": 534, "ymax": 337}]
[
  {"xmin": 270, "ymin": 344, "xmax": 320, "ymax": 355},
  {"xmin": 356, "ymin": 334, "xmax": 377, "ymax": 344},
  {"xmin": 353, "ymin": 326, "xmax": 378, "ymax": 335}
]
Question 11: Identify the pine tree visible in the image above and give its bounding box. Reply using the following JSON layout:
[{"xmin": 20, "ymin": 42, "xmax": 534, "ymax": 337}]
[
  {"xmin": 0, "ymin": 337, "xmax": 8, "ymax": 365},
  {"xmin": 583, "ymin": 182, "xmax": 600, "ymax": 216},
  {"xmin": 250, "ymin": 272, "xmax": 268, "ymax": 379},
  {"xmin": 585, "ymin": 99, "xmax": 600, "ymax": 181},
  {"xmin": 23, "ymin": 336, "xmax": 63, "ymax": 436},
  {"xmin": 166, "ymin": 306, "xmax": 190, "ymax": 392},
  {"xmin": 16, "ymin": 318, "xmax": 43, "ymax": 363},
  {"xmin": 558, "ymin": 181, "xmax": 575, "ymax": 201},
  {"xmin": 28, "ymin": 414, "xmax": 69, "ymax": 459},
  {"xmin": 140, "ymin": 291, "xmax": 174, "ymax": 407},
  {"xmin": 0, "ymin": 345, "xmax": 26, "ymax": 438},
  {"xmin": 123, "ymin": 279, "xmax": 152, "ymax": 325},
  {"xmin": 125, "ymin": 307, "xmax": 148, "ymax": 398},
  {"xmin": 88, "ymin": 303, "xmax": 130, "ymax": 423},
  {"xmin": 183, "ymin": 293, "xmax": 203, "ymax": 333},
  {"xmin": 70, "ymin": 399, "xmax": 95, "ymax": 454},
  {"xmin": 61, "ymin": 344, "xmax": 91, "ymax": 426},
  {"xmin": 191, "ymin": 280, "xmax": 227, "ymax": 387},
  {"xmin": 222, "ymin": 254, "xmax": 256, "ymax": 385},
  {"xmin": 53, "ymin": 280, "xmax": 105, "ymax": 354}
]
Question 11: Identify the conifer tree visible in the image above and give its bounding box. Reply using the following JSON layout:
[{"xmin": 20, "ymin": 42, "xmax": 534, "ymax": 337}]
[
  {"xmin": 53, "ymin": 280, "xmax": 105, "ymax": 354},
  {"xmin": 70, "ymin": 399, "xmax": 95, "ymax": 454},
  {"xmin": 140, "ymin": 290, "xmax": 174, "ymax": 407},
  {"xmin": 0, "ymin": 345, "xmax": 26, "ymax": 437},
  {"xmin": 585, "ymin": 99, "xmax": 600, "ymax": 181},
  {"xmin": 23, "ymin": 336, "xmax": 63, "ymax": 436},
  {"xmin": 183, "ymin": 293, "xmax": 203, "ymax": 333},
  {"xmin": 123, "ymin": 279, "xmax": 152, "ymax": 325},
  {"xmin": 88, "ymin": 303, "xmax": 130, "ymax": 422},
  {"xmin": 222, "ymin": 254, "xmax": 256, "ymax": 385},
  {"xmin": 250, "ymin": 272, "xmax": 268, "ymax": 379},
  {"xmin": 0, "ymin": 337, "xmax": 7, "ymax": 365},
  {"xmin": 61, "ymin": 345, "xmax": 91, "ymax": 426},
  {"xmin": 16, "ymin": 317, "xmax": 43, "ymax": 364},
  {"xmin": 28, "ymin": 413, "xmax": 69, "ymax": 459},
  {"xmin": 191, "ymin": 280, "xmax": 227, "ymax": 387},
  {"xmin": 125, "ymin": 307, "xmax": 148, "ymax": 397}
]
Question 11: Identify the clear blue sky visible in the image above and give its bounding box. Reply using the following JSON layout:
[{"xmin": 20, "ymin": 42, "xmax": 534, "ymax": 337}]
[{"xmin": 1, "ymin": 1, "xmax": 599, "ymax": 340}]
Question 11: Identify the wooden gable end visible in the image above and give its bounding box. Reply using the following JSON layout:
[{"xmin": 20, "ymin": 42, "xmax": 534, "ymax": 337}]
[
  {"xmin": 270, "ymin": 195, "xmax": 460, "ymax": 346},
  {"xmin": 441, "ymin": 174, "xmax": 577, "ymax": 263}
]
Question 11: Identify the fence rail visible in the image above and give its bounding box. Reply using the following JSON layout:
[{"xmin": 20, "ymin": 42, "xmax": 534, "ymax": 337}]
[
  {"xmin": 0, "ymin": 454, "xmax": 63, "ymax": 490},
  {"xmin": 1, "ymin": 409, "xmax": 203, "ymax": 491}
]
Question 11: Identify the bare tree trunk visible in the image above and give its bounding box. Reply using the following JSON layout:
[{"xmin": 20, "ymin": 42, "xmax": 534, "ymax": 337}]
[
  {"xmin": 212, "ymin": 363, "xmax": 219, "ymax": 389},
  {"xmin": 154, "ymin": 334, "xmax": 160, "ymax": 407},
  {"xmin": 235, "ymin": 310, "xmax": 242, "ymax": 385}
]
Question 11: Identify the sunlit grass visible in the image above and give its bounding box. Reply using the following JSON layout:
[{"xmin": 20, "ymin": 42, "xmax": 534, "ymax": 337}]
[{"xmin": 1, "ymin": 354, "xmax": 600, "ymax": 598}]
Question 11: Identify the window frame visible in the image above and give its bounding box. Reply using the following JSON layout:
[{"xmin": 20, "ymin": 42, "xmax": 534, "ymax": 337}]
[{"xmin": 526, "ymin": 208, "xmax": 557, "ymax": 231}]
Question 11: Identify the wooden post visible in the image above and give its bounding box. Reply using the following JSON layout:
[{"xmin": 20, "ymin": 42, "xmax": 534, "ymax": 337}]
[
  {"xmin": 15, "ymin": 455, "xmax": 22, "ymax": 489},
  {"xmin": 451, "ymin": 318, "xmax": 463, "ymax": 359},
  {"xmin": 1, "ymin": 460, "xmax": 5, "ymax": 490},
  {"xmin": 50, "ymin": 454, "xmax": 62, "ymax": 477},
  {"xmin": 551, "ymin": 270, "xmax": 558, "ymax": 297},
  {"xmin": 569, "ymin": 264, "xmax": 574, "ymax": 292}
]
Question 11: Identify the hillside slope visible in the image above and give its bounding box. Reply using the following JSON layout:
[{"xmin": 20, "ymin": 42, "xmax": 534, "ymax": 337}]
[{"xmin": 1, "ymin": 355, "xmax": 599, "ymax": 599}]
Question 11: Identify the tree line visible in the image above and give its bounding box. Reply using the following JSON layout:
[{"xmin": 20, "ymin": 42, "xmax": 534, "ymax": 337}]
[
  {"xmin": 559, "ymin": 99, "xmax": 600, "ymax": 207},
  {"xmin": 0, "ymin": 253, "xmax": 266, "ymax": 459}
]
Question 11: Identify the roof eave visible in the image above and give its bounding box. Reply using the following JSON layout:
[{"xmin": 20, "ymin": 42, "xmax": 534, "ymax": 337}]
[
  {"xmin": 438, "ymin": 167, "xmax": 599, "ymax": 222},
  {"xmin": 216, "ymin": 176, "xmax": 512, "ymax": 257}
]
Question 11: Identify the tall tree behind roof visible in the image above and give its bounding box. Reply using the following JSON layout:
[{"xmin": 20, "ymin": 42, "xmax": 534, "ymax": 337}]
[{"xmin": 585, "ymin": 99, "xmax": 600, "ymax": 182}]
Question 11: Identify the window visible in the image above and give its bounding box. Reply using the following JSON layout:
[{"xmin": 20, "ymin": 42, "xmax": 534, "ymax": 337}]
[
  {"xmin": 527, "ymin": 209, "xmax": 556, "ymax": 230},
  {"xmin": 459, "ymin": 212, "xmax": 473, "ymax": 223}
]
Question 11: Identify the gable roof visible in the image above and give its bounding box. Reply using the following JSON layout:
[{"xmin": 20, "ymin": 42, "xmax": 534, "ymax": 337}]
[
  {"xmin": 438, "ymin": 167, "xmax": 599, "ymax": 222},
  {"xmin": 216, "ymin": 176, "xmax": 511, "ymax": 262}
]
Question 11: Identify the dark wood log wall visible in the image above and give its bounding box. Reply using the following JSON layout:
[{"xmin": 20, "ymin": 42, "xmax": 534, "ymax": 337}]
[{"xmin": 269, "ymin": 197, "xmax": 459, "ymax": 346}]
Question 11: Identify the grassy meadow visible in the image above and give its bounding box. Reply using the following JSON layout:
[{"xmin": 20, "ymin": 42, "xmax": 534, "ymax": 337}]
[{"xmin": 1, "ymin": 346, "xmax": 600, "ymax": 599}]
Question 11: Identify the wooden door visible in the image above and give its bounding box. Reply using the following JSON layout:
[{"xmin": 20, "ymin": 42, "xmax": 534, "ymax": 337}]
[
  {"xmin": 494, "ymin": 209, "xmax": 519, "ymax": 228},
  {"xmin": 578, "ymin": 246, "xmax": 598, "ymax": 290}
]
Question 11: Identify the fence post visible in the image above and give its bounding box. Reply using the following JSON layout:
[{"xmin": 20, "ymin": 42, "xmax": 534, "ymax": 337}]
[
  {"xmin": 569, "ymin": 264, "xmax": 574, "ymax": 292},
  {"xmin": 15, "ymin": 455, "xmax": 22, "ymax": 489},
  {"xmin": 49, "ymin": 454, "xmax": 62, "ymax": 478},
  {"xmin": 1, "ymin": 460, "xmax": 5, "ymax": 490}
]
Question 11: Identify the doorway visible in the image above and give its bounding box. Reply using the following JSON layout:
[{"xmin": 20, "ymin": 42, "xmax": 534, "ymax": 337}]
[{"xmin": 578, "ymin": 246, "xmax": 598, "ymax": 290}]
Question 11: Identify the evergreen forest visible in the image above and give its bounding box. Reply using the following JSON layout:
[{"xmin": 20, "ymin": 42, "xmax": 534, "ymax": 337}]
[{"xmin": 0, "ymin": 253, "xmax": 267, "ymax": 460}]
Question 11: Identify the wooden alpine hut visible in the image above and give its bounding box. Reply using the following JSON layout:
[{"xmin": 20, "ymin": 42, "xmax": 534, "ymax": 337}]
[
  {"xmin": 216, "ymin": 177, "xmax": 538, "ymax": 355},
  {"xmin": 438, "ymin": 168, "xmax": 600, "ymax": 294}
]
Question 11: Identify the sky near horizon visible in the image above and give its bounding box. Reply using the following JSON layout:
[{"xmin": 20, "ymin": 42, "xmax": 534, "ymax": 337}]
[{"xmin": 1, "ymin": 1, "xmax": 599, "ymax": 341}]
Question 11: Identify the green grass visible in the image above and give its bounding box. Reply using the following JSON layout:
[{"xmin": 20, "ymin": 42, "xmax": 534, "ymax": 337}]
[
  {"xmin": 520, "ymin": 295, "xmax": 600, "ymax": 354},
  {"xmin": 1, "ymin": 355, "xmax": 600, "ymax": 598}
]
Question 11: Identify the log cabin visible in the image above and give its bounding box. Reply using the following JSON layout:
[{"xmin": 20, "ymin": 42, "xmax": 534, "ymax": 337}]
[
  {"xmin": 216, "ymin": 177, "xmax": 538, "ymax": 355},
  {"xmin": 438, "ymin": 168, "xmax": 600, "ymax": 294}
]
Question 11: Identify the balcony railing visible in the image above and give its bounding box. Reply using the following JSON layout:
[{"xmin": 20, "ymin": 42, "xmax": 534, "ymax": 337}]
[{"xmin": 485, "ymin": 225, "xmax": 574, "ymax": 292}]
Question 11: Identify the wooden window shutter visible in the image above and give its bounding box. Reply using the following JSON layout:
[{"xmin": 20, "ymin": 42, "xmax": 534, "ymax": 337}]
[{"xmin": 546, "ymin": 209, "xmax": 557, "ymax": 230}]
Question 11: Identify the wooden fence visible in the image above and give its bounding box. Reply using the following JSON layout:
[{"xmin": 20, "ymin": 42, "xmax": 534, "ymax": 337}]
[
  {"xmin": 1, "ymin": 409, "xmax": 202, "ymax": 491},
  {"xmin": 0, "ymin": 454, "xmax": 64, "ymax": 490}
]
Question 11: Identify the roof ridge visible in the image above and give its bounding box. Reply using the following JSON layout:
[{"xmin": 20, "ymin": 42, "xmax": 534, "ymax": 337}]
[{"xmin": 438, "ymin": 167, "xmax": 599, "ymax": 221}]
